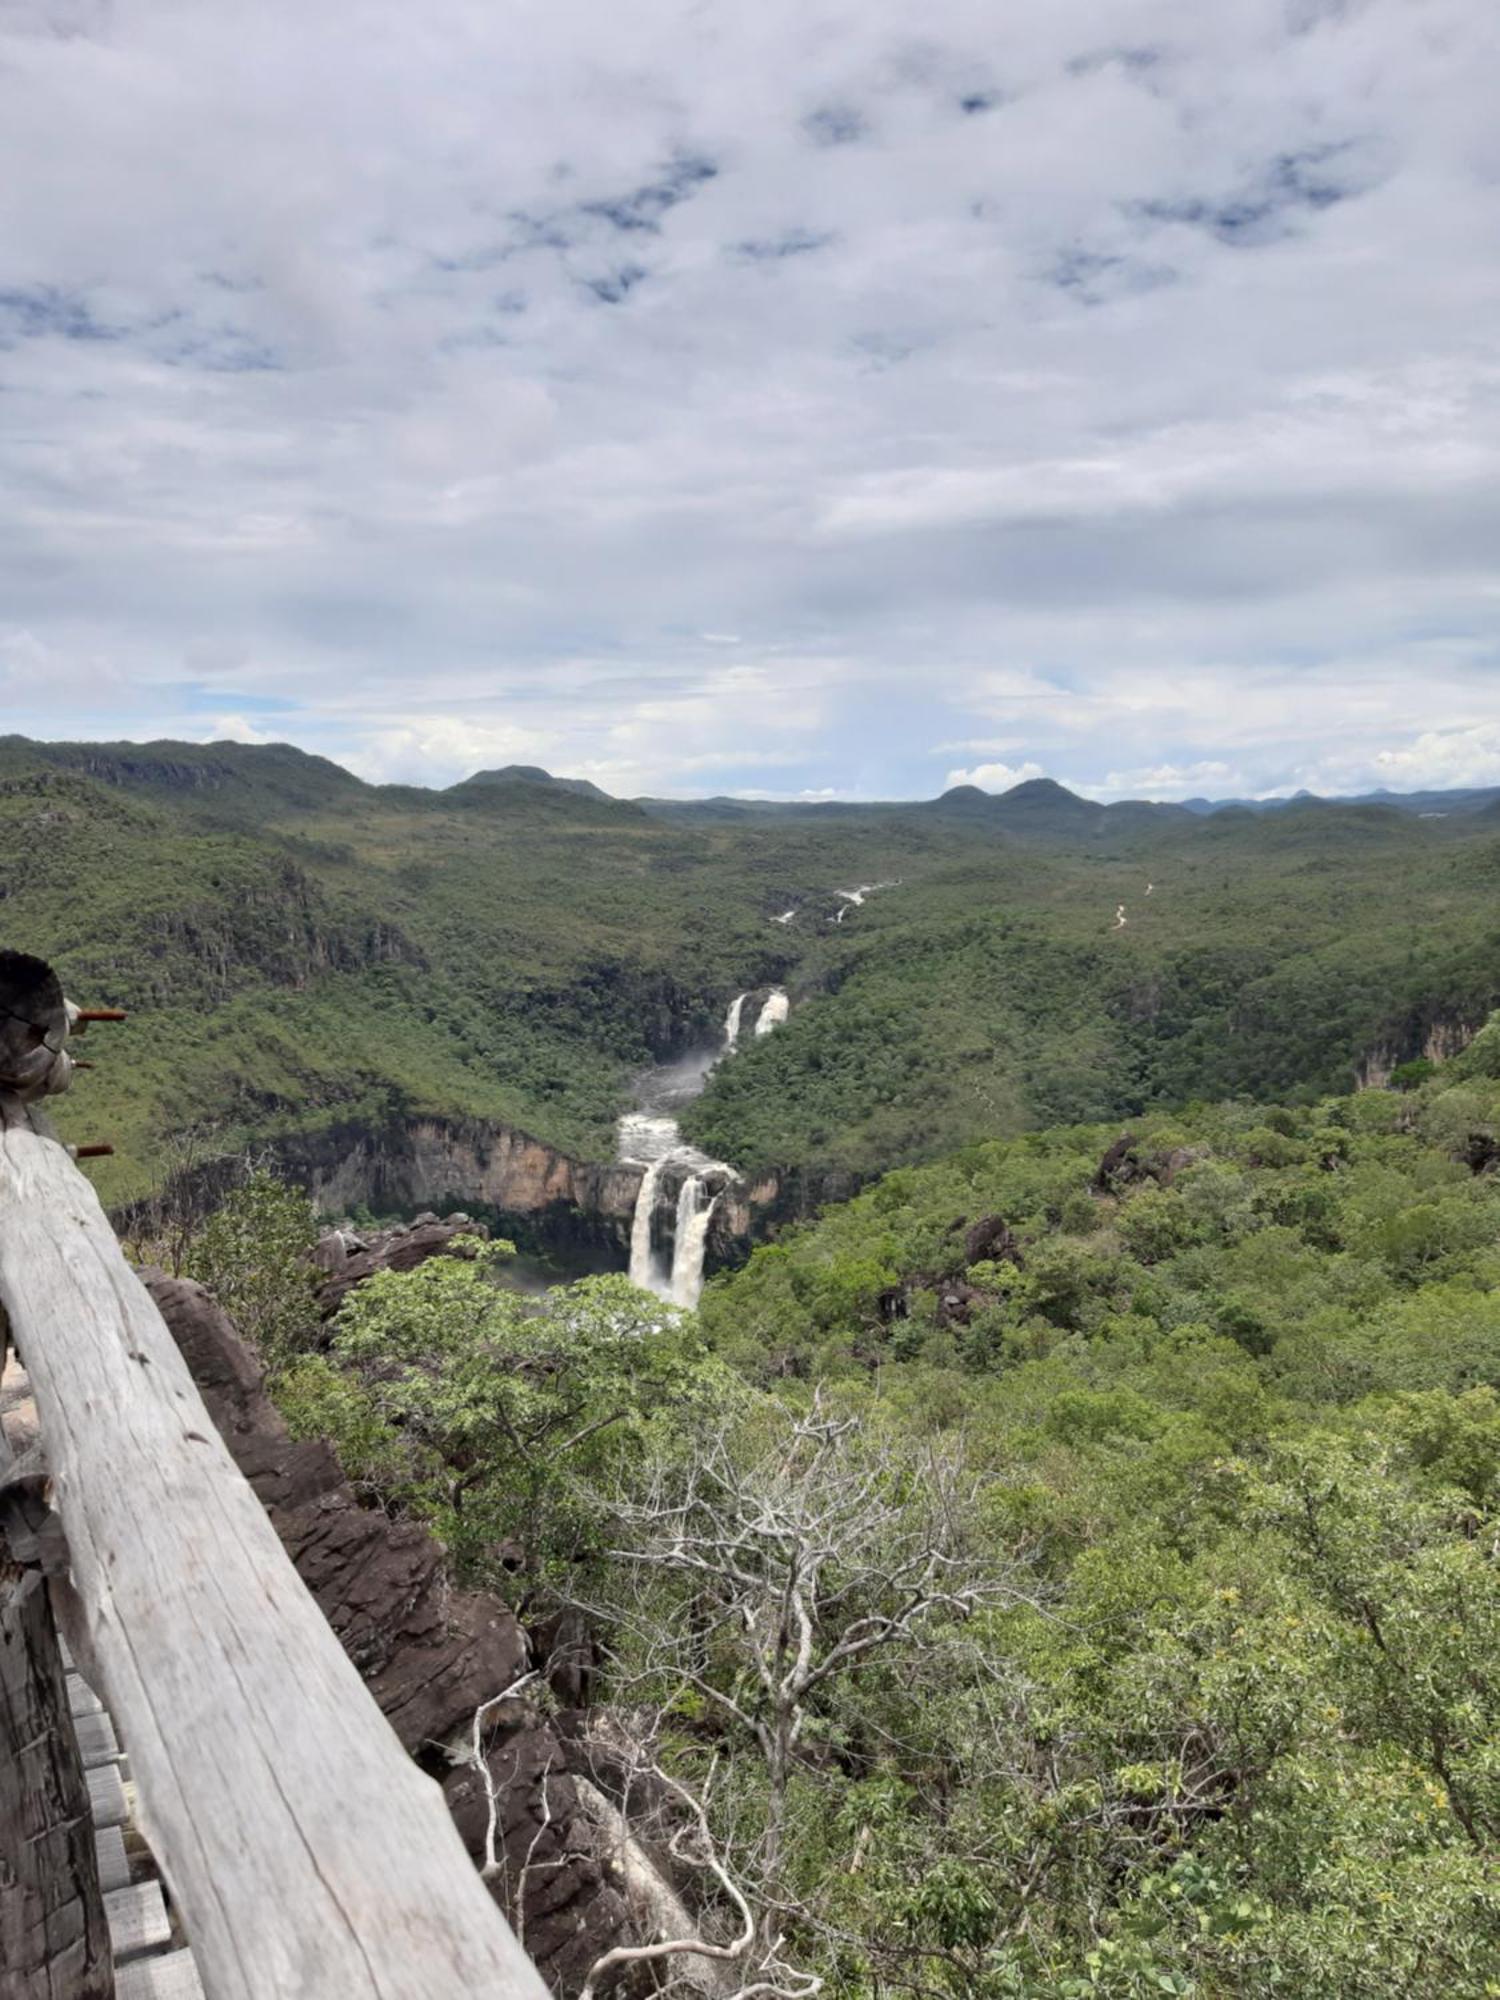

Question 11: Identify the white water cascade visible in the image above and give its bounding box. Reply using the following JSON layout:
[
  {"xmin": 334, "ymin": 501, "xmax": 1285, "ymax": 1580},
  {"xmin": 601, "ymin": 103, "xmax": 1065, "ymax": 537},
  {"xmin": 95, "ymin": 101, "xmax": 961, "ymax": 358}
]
[
  {"xmin": 620, "ymin": 1108, "xmax": 733, "ymax": 1307},
  {"xmin": 670, "ymin": 1176, "xmax": 723, "ymax": 1308},
  {"xmin": 833, "ymin": 880, "xmax": 899, "ymax": 924},
  {"xmin": 754, "ymin": 989, "xmax": 789, "ymax": 1036},
  {"xmin": 723, "ymin": 992, "xmax": 749, "ymax": 1053},
  {"xmin": 618, "ymin": 995, "xmax": 759, "ymax": 1306},
  {"xmin": 628, "ymin": 1154, "xmax": 669, "ymax": 1292}
]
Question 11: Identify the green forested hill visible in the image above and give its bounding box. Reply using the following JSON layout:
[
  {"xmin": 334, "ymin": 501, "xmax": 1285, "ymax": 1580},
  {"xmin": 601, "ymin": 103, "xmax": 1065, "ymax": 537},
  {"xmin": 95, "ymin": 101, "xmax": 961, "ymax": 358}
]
[
  {"xmin": 233, "ymin": 1000, "xmax": 1500, "ymax": 1995},
  {"xmin": 7, "ymin": 733, "xmax": 1500, "ymax": 1206},
  {"xmin": 677, "ymin": 1028, "xmax": 1500, "ymax": 1991},
  {"xmin": 682, "ymin": 802, "xmax": 1500, "ymax": 1176}
]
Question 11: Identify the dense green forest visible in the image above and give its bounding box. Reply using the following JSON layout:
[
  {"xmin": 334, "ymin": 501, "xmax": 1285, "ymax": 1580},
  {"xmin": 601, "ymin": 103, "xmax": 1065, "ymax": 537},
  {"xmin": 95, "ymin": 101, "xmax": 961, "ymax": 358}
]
[
  {"xmin": 204, "ymin": 1017, "xmax": 1500, "ymax": 1997},
  {"xmin": 9, "ymin": 735, "xmax": 1500, "ymax": 1211}
]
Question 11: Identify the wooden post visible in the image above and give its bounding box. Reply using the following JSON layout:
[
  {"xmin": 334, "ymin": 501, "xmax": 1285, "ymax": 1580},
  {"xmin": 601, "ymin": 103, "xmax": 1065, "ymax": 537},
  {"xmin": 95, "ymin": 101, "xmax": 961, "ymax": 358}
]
[
  {"xmin": 0, "ymin": 1418, "xmax": 115, "ymax": 1998},
  {"xmin": 0, "ymin": 1092, "xmax": 551, "ymax": 2000}
]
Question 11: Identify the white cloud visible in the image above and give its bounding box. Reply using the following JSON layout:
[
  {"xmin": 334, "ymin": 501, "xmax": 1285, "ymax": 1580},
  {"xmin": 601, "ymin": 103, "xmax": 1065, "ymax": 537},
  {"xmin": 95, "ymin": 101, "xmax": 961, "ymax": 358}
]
[
  {"xmin": 1097, "ymin": 760, "xmax": 1246, "ymax": 799},
  {"xmin": 0, "ymin": 0, "xmax": 1498, "ymax": 796},
  {"xmin": 1303, "ymin": 724, "xmax": 1500, "ymax": 795},
  {"xmin": 944, "ymin": 759, "xmax": 1047, "ymax": 792},
  {"xmin": 202, "ymin": 713, "xmax": 274, "ymax": 746}
]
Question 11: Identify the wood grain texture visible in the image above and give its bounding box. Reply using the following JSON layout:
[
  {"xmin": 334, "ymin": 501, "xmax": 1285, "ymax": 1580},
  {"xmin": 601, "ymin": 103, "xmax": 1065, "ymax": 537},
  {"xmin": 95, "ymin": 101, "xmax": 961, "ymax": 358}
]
[
  {"xmin": 0, "ymin": 1562, "xmax": 115, "ymax": 1998},
  {"xmin": 103, "ymin": 1883, "xmax": 171, "ymax": 1962},
  {"xmin": 73, "ymin": 1708, "xmax": 121, "ymax": 1769},
  {"xmin": 0, "ymin": 1099, "xmax": 551, "ymax": 2000},
  {"xmin": 114, "ymin": 1951, "xmax": 205, "ymax": 2000},
  {"xmin": 86, "ymin": 1763, "xmax": 127, "ymax": 1830},
  {"xmin": 94, "ymin": 1826, "xmax": 132, "ymax": 1896}
]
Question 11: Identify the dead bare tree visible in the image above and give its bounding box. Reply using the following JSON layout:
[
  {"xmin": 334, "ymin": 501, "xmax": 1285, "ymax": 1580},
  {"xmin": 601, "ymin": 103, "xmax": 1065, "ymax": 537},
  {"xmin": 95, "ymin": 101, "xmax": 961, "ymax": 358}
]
[
  {"xmin": 577, "ymin": 1743, "xmax": 822, "ymax": 2000},
  {"xmin": 467, "ymin": 1670, "xmax": 540, "ymax": 1884},
  {"xmin": 572, "ymin": 1396, "xmax": 1032, "ymax": 1990}
]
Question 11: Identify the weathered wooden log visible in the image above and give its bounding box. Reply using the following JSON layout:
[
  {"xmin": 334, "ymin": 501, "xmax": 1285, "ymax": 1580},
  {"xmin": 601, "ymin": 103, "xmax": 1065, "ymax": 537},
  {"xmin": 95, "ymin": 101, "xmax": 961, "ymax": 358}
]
[
  {"xmin": 1, "ymin": 1426, "xmax": 115, "ymax": 1998},
  {"xmin": 0, "ymin": 1092, "xmax": 551, "ymax": 2000},
  {"xmin": 0, "ymin": 951, "xmax": 73, "ymax": 1100}
]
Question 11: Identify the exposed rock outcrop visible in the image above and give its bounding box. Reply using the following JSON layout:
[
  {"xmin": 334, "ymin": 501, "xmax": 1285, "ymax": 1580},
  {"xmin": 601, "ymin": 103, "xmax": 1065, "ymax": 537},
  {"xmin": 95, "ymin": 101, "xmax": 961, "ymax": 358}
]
[
  {"xmin": 294, "ymin": 1117, "xmax": 646, "ymax": 1249},
  {"xmin": 311, "ymin": 1209, "xmax": 485, "ymax": 1316},
  {"xmin": 1092, "ymin": 1135, "xmax": 1199, "ymax": 1194},
  {"xmin": 1356, "ymin": 1008, "xmax": 1483, "ymax": 1091},
  {"xmin": 145, "ymin": 1271, "xmax": 631, "ymax": 1990},
  {"xmin": 963, "ymin": 1214, "xmax": 1021, "ymax": 1268},
  {"xmin": 116, "ymin": 1114, "xmax": 650, "ymax": 1261}
]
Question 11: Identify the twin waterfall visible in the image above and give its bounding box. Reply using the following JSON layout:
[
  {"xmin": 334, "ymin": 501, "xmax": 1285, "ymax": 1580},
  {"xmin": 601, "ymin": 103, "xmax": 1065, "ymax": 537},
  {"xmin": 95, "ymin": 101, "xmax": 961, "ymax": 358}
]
[
  {"xmin": 620, "ymin": 987, "xmax": 788, "ymax": 1308},
  {"xmin": 754, "ymin": 990, "xmax": 789, "ymax": 1035},
  {"xmin": 723, "ymin": 992, "xmax": 747, "ymax": 1053}
]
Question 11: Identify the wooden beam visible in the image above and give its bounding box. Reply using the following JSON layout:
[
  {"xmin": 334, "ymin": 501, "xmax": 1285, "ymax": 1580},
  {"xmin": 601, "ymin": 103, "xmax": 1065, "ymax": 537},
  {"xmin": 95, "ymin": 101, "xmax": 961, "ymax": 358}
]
[
  {"xmin": 0, "ymin": 1552, "xmax": 115, "ymax": 1997},
  {"xmin": 0, "ymin": 1094, "xmax": 551, "ymax": 2000},
  {"xmin": 0, "ymin": 951, "xmax": 72, "ymax": 1100}
]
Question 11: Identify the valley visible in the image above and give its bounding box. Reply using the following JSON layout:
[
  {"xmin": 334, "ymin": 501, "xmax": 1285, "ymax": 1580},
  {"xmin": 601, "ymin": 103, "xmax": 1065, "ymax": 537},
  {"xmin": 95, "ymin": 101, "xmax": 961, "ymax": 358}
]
[
  {"xmin": 12, "ymin": 734, "xmax": 1500, "ymax": 1997},
  {"xmin": 9, "ymin": 734, "xmax": 1500, "ymax": 1292}
]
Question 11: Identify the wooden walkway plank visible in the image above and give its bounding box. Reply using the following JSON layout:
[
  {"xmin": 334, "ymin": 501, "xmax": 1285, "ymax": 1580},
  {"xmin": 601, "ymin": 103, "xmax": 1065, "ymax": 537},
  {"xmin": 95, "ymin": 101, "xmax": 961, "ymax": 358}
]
[
  {"xmin": 0, "ymin": 1562, "xmax": 114, "ymax": 1998},
  {"xmin": 115, "ymin": 1949, "xmax": 206, "ymax": 2000},
  {"xmin": 94, "ymin": 1823, "xmax": 131, "ymax": 1894},
  {"xmin": 67, "ymin": 1671, "xmax": 104, "ymax": 1718},
  {"xmin": 73, "ymin": 1707, "xmax": 121, "ymax": 1768},
  {"xmin": 87, "ymin": 1761, "xmax": 127, "ymax": 1828},
  {"xmin": 105, "ymin": 1879, "xmax": 172, "ymax": 1961}
]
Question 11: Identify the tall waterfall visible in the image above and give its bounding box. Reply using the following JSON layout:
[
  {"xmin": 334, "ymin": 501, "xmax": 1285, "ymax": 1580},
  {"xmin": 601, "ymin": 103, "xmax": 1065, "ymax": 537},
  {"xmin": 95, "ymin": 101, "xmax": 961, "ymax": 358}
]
[
  {"xmin": 619, "ymin": 1010, "xmax": 746, "ymax": 1306},
  {"xmin": 754, "ymin": 989, "xmax": 789, "ymax": 1036},
  {"xmin": 670, "ymin": 1176, "xmax": 722, "ymax": 1309},
  {"xmin": 628, "ymin": 1156, "xmax": 668, "ymax": 1294},
  {"xmin": 723, "ymin": 992, "xmax": 749, "ymax": 1053}
]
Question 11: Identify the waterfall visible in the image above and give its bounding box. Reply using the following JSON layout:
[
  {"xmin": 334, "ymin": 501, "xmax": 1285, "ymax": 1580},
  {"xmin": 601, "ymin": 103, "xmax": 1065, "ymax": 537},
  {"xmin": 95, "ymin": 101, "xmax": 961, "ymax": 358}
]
[
  {"xmin": 628, "ymin": 1157, "xmax": 668, "ymax": 1295},
  {"xmin": 723, "ymin": 992, "xmax": 749, "ymax": 1054},
  {"xmin": 754, "ymin": 989, "xmax": 789, "ymax": 1037},
  {"xmin": 670, "ymin": 1175, "xmax": 722, "ymax": 1309}
]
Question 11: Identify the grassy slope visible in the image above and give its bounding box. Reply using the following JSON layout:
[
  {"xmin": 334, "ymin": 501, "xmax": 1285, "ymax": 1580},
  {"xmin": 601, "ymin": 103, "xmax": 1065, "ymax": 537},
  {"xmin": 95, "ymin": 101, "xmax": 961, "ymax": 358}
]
[{"xmin": 6, "ymin": 736, "xmax": 1500, "ymax": 1205}]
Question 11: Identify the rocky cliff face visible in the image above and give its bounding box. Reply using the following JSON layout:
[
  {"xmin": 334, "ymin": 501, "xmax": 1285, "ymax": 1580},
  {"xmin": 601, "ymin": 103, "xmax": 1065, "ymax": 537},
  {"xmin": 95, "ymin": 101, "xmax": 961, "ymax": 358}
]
[
  {"xmin": 303, "ymin": 1116, "xmax": 644, "ymax": 1242},
  {"xmin": 119, "ymin": 1113, "xmax": 650, "ymax": 1260},
  {"xmin": 250, "ymin": 1113, "xmax": 805, "ymax": 1274},
  {"xmin": 1355, "ymin": 1005, "xmax": 1482, "ymax": 1090},
  {"xmin": 146, "ymin": 1271, "xmax": 632, "ymax": 1988}
]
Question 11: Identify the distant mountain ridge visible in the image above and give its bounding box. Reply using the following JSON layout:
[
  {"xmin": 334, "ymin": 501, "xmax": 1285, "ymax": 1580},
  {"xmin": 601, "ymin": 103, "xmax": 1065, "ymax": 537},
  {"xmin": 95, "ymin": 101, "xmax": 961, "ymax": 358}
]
[
  {"xmin": 2, "ymin": 735, "xmax": 1494, "ymax": 821},
  {"xmin": 449, "ymin": 763, "xmax": 614, "ymax": 801}
]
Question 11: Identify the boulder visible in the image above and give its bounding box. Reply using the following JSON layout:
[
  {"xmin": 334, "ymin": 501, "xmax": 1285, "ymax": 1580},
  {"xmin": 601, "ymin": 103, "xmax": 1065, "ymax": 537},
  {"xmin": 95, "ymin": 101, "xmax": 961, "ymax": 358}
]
[
  {"xmin": 1093, "ymin": 1132, "xmax": 1147, "ymax": 1192},
  {"xmin": 313, "ymin": 1211, "xmax": 484, "ymax": 1316},
  {"xmin": 963, "ymin": 1214, "xmax": 1021, "ymax": 1268}
]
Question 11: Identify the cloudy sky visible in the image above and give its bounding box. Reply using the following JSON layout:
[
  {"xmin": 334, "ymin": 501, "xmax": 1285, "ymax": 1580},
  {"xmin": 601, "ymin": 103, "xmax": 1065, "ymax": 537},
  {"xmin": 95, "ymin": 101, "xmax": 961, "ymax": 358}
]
[{"xmin": 1, "ymin": 0, "xmax": 1497, "ymax": 799}]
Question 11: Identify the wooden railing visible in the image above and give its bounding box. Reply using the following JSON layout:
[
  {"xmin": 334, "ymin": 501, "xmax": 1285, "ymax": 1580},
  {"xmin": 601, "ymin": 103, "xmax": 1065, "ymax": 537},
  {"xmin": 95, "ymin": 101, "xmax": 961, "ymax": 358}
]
[{"xmin": 0, "ymin": 953, "xmax": 549, "ymax": 1999}]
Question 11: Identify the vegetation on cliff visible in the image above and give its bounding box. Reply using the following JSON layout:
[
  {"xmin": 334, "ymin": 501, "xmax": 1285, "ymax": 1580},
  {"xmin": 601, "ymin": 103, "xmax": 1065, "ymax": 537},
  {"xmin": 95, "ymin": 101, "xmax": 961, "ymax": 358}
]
[
  {"xmin": 11, "ymin": 735, "xmax": 1500, "ymax": 1212},
  {"xmin": 201, "ymin": 1024, "xmax": 1500, "ymax": 1997}
]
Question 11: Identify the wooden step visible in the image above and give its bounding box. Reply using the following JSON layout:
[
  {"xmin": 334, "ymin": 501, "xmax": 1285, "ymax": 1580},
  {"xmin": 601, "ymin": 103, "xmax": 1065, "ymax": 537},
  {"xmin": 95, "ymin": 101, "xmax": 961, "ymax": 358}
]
[
  {"xmin": 95, "ymin": 1822, "xmax": 132, "ymax": 1893},
  {"xmin": 114, "ymin": 1948, "xmax": 204, "ymax": 1999},
  {"xmin": 87, "ymin": 1759, "xmax": 127, "ymax": 1827},
  {"xmin": 105, "ymin": 1879, "xmax": 172, "ymax": 1962},
  {"xmin": 67, "ymin": 1671, "xmax": 104, "ymax": 1718},
  {"xmin": 74, "ymin": 1707, "xmax": 121, "ymax": 1768}
]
